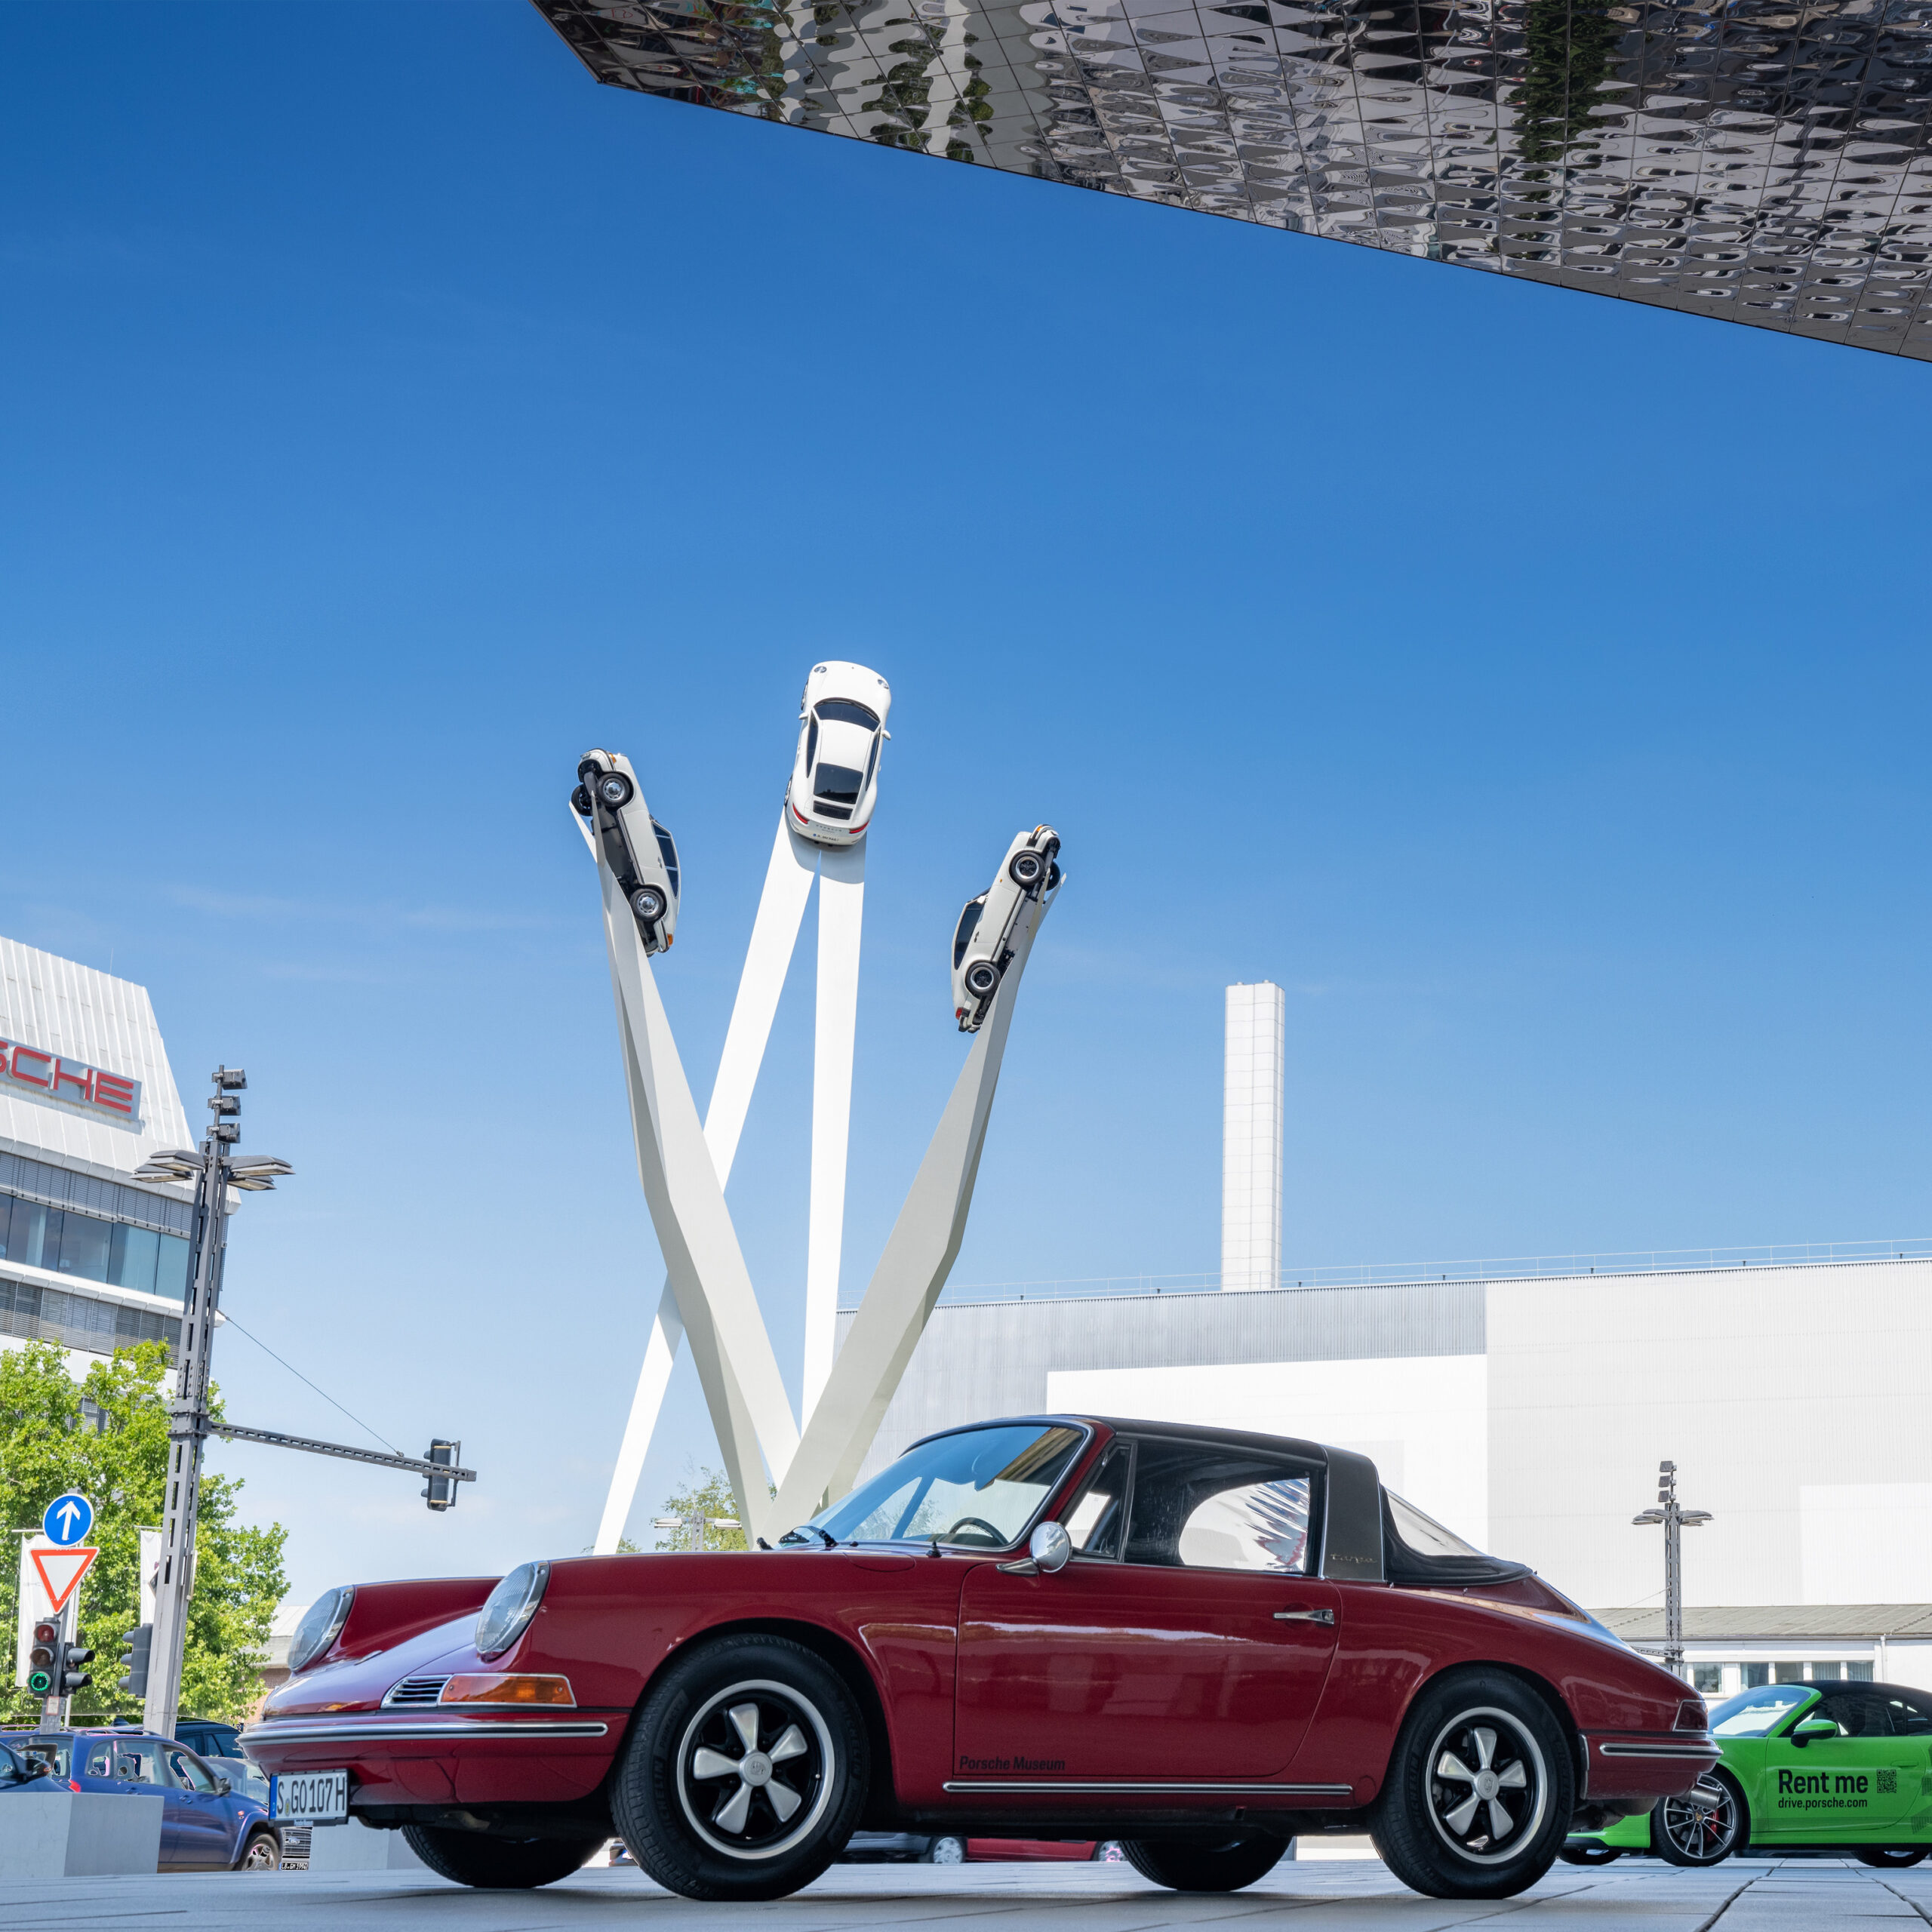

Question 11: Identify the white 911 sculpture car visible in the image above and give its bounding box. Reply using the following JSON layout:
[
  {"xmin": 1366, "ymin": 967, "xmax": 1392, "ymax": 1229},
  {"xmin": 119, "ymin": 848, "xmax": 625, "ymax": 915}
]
[
  {"xmin": 787, "ymin": 663, "xmax": 891, "ymax": 847},
  {"xmin": 952, "ymin": 826, "xmax": 1061, "ymax": 1032},
  {"xmin": 572, "ymin": 749, "xmax": 681, "ymax": 954}
]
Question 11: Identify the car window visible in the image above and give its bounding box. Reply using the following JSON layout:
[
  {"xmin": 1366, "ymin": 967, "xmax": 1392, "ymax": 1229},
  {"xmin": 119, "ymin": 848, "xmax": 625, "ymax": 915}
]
[
  {"xmin": 18, "ymin": 1740, "xmax": 70, "ymax": 1778},
  {"xmin": 804, "ymin": 716, "xmax": 818, "ymax": 769},
  {"xmin": 796, "ymin": 1422, "xmax": 1085, "ymax": 1549},
  {"xmin": 0, "ymin": 1744, "xmax": 25, "ymax": 1782},
  {"xmin": 1064, "ymin": 1443, "xmax": 1131, "ymax": 1560},
  {"xmin": 1123, "ymin": 1437, "xmax": 1315, "ymax": 1574},
  {"xmin": 168, "ymin": 1749, "xmax": 217, "ymax": 1793},
  {"xmin": 815, "ymin": 700, "xmax": 878, "ymax": 731},
  {"xmin": 1708, "ymin": 1684, "xmax": 1815, "ymax": 1737},
  {"xmin": 813, "ymin": 762, "xmax": 864, "ymax": 804},
  {"xmin": 84, "ymin": 1741, "xmax": 115, "ymax": 1777},
  {"xmin": 114, "ymin": 1742, "xmax": 168, "ymax": 1786},
  {"xmin": 953, "ymin": 897, "xmax": 986, "ymax": 969}
]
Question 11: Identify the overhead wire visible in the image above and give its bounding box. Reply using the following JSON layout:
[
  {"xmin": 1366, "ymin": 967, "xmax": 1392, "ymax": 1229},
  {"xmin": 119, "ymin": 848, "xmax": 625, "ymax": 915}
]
[{"xmin": 218, "ymin": 1310, "xmax": 403, "ymax": 1457}]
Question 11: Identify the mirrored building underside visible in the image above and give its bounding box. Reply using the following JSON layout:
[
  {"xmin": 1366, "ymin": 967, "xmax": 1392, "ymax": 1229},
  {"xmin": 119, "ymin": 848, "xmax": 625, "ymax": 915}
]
[{"xmin": 531, "ymin": 0, "xmax": 1932, "ymax": 358}]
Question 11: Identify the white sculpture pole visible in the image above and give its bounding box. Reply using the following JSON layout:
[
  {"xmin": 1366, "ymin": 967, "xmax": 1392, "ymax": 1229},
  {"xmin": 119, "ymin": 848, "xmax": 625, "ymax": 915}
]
[
  {"xmin": 770, "ymin": 882, "xmax": 1057, "ymax": 1527},
  {"xmin": 804, "ymin": 839, "xmax": 864, "ymax": 1420},
  {"xmin": 595, "ymin": 844, "xmax": 799, "ymax": 1542},
  {"xmin": 594, "ymin": 818, "xmax": 817, "ymax": 1553}
]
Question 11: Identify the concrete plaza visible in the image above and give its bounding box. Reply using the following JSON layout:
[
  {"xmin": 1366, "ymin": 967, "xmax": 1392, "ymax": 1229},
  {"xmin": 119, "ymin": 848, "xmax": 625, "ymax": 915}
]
[{"xmin": 9, "ymin": 1854, "xmax": 1932, "ymax": 1930}]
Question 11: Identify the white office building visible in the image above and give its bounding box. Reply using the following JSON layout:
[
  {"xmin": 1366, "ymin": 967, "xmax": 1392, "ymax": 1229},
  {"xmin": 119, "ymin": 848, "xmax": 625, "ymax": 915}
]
[{"xmin": 0, "ymin": 935, "xmax": 197, "ymax": 1365}]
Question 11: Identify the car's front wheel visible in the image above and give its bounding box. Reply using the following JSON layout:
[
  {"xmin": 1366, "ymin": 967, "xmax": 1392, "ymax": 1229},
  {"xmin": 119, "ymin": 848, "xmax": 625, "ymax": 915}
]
[
  {"xmin": 611, "ymin": 1634, "xmax": 869, "ymax": 1901},
  {"xmin": 1857, "ymin": 1847, "xmax": 1930, "ymax": 1869},
  {"xmin": 1120, "ymin": 1838, "xmax": 1285, "ymax": 1891},
  {"xmin": 1370, "ymin": 1669, "xmax": 1574, "ymax": 1900},
  {"xmin": 236, "ymin": 1829, "xmax": 281, "ymax": 1871},
  {"xmin": 1651, "ymin": 1773, "xmax": 1745, "ymax": 1868},
  {"xmin": 401, "ymin": 1825, "xmax": 605, "ymax": 1887},
  {"xmin": 925, "ymin": 1835, "xmax": 965, "ymax": 1864}
]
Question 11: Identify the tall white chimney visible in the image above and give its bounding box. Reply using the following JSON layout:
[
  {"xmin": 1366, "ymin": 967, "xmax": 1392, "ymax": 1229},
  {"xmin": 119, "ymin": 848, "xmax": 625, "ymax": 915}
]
[{"xmin": 1221, "ymin": 981, "xmax": 1284, "ymax": 1291}]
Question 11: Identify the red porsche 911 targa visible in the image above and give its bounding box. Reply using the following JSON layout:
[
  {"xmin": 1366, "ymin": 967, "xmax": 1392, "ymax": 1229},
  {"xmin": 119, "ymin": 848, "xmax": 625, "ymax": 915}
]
[{"xmin": 245, "ymin": 1417, "xmax": 1715, "ymax": 1902}]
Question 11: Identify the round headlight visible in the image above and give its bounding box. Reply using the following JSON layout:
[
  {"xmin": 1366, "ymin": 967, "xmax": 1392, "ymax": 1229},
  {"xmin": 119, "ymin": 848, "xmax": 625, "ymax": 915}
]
[
  {"xmin": 475, "ymin": 1561, "xmax": 550, "ymax": 1661},
  {"xmin": 288, "ymin": 1586, "xmax": 354, "ymax": 1673}
]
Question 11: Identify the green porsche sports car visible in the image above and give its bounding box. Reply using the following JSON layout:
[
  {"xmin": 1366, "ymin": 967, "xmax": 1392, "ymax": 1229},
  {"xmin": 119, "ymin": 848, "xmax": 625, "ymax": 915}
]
[{"xmin": 1561, "ymin": 1679, "xmax": 1932, "ymax": 1870}]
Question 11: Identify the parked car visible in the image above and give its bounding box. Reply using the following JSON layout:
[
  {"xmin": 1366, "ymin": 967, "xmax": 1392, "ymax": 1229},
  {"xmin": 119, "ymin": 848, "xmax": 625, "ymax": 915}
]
[
  {"xmin": 572, "ymin": 749, "xmax": 681, "ymax": 954},
  {"xmin": 2, "ymin": 1728, "xmax": 281, "ymax": 1870},
  {"xmin": 245, "ymin": 1414, "xmax": 1713, "ymax": 1903},
  {"xmin": 950, "ymin": 826, "xmax": 1061, "ymax": 1032},
  {"xmin": 0, "ymin": 1740, "xmax": 63, "ymax": 1795},
  {"xmin": 175, "ymin": 1718, "xmax": 245, "ymax": 1761},
  {"xmin": 786, "ymin": 662, "xmax": 891, "ymax": 847},
  {"xmin": 1562, "ymin": 1678, "xmax": 1932, "ymax": 1869}
]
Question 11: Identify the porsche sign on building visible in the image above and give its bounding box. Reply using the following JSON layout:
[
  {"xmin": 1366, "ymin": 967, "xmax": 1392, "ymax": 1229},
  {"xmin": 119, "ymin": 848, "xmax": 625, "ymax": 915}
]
[
  {"xmin": 848, "ymin": 1246, "xmax": 1932, "ymax": 1700},
  {"xmin": 531, "ymin": 0, "xmax": 1932, "ymax": 361},
  {"xmin": 0, "ymin": 934, "xmax": 198, "ymax": 1365}
]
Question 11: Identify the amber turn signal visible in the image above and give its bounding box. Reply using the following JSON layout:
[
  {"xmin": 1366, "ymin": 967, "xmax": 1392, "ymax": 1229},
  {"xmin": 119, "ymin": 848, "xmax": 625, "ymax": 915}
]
[{"xmin": 439, "ymin": 1673, "xmax": 575, "ymax": 1706}]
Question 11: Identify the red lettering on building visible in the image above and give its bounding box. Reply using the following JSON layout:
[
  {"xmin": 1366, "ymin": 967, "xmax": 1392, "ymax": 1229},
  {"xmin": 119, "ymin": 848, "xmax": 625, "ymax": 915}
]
[
  {"xmin": 10, "ymin": 1047, "xmax": 52, "ymax": 1088},
  {"xmin": 51, "ymin": 1060, "xmax": 94, "ymax": 1103},
  {"xmin": 92, "ymin": 1072, "xmax": 136, "ymax": 1115}
]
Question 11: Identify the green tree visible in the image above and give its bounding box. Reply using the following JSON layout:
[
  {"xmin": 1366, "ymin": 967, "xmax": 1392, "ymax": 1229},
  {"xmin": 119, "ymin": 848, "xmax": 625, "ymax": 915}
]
[
  {"xmin": 654, "ymin": 1465, "xmax": 752, "ymax": 1552},
  {"xmin": 0, "ymin": 1339, "xmax": 288, "ymax": 1725}
]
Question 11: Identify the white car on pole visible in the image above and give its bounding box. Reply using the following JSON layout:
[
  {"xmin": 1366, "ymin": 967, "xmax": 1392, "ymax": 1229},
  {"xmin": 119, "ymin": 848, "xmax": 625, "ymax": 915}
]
[
  {"xmin": 952, "ymin": 826, "xmax": 1062, "ymax": 1032},
  {"xmin": 574, "ymin": 749, "xmax": 681, "ymax": 954},
  {"xmin": 787, "ymin": 663, "xmax": 891, "ymax": 846}
]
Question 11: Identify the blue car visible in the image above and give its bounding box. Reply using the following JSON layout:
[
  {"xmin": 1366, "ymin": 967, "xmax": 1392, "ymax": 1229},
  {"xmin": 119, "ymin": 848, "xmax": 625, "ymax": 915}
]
[
  {"xmin": 5, "ymin": 1729, "xmax": 281, "ymax": 1870},
  {"xmin": 0, "ymin": 1740, "xmax": 64, "ymax": 1795}
]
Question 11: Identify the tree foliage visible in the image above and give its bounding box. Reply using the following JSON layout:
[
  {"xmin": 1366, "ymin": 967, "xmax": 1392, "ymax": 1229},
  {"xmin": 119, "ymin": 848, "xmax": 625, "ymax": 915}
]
[
  {"xmin": 0, "ymin": 1339, "xmax": 288, "ymax": 1724},
  {"xmin": 653, "ymin": 1465, "xmax": 752, "ymax": 1552}
]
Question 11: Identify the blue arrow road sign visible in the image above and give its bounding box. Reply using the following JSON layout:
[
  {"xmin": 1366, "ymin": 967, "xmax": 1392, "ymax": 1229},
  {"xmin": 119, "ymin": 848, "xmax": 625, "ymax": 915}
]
[{"xmin": 42, "ymin": 1492, "xmax": 93, "ymax": 1547}]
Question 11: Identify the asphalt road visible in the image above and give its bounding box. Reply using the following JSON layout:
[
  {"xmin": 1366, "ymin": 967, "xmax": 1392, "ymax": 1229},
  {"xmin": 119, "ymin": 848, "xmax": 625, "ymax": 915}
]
[{"xmin": 11, "ymin": 1855, "xmax": 1932, "ymax": 1930}]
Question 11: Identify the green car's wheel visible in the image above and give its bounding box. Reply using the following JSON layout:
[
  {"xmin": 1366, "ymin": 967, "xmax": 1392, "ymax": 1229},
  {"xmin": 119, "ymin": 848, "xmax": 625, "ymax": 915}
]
[
  {"xmin": 1857, "ymin": 1847, "xmax": 1930, "ymax": 1869},
  {"xmin": 1556, "ymin": 1841, "xmax": 1620, "ymax": 1866},
  {"xmin": 1651, "ymin": 1774, "xmax": 1745, "ymax": 1868}
]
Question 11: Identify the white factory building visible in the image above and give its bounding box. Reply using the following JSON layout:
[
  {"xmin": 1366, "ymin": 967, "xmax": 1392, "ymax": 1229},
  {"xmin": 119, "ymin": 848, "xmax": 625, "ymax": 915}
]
[
  {"xmin": 0, "ymin": 935, "xmax": 198, "ymax": 1367},
  {"xmin": 841, "ymin": 979, "xmax": 1932, "ymax": 1700}
]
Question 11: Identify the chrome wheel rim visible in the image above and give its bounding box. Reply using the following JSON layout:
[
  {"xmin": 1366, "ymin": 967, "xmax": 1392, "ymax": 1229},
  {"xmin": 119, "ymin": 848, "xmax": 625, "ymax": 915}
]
[
  {"xmin": 1661, "ymin": 1779, "xmax": 1737, "ymax": 1862},
  {"xmin": 1425, "ymin": 1706, "xmax": 1549, "ymax": 1866},
  {"xmin": 675, "ymin": 1678, "xmax": 834, "ymax": 1861},
  {"xmin": 242, "ymin": 1837, "xmax": 278, "ymax": 1869},
  {"xmin": 931, "ymin": 1836, "xmax": 964, "ymax": 1863}
]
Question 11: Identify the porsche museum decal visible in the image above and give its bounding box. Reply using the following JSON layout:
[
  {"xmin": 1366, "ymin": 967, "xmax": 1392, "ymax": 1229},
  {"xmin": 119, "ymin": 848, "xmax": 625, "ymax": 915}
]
[
  {"xmin": 958, "ymin": 1754, "xmax": 1068, "ymax": 1774},
  {"xmin": 1773, "ymin": 1765, "xmax": 1898, "ymax": 1814}
]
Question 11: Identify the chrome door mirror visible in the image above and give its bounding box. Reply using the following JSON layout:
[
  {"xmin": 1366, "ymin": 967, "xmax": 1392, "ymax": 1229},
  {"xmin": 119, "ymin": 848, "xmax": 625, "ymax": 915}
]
[{"xmin": 997, "ymin": 1519, "xmax": 1073, "ymax": 1577}]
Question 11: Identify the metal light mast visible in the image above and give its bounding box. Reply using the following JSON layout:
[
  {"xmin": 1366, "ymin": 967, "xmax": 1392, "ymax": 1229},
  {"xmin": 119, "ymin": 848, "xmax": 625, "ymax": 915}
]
[
  {"xmin": 1632, "ymin": 1459, "xmax": 1712, "ymax": 1678},
  {"xmin": 135, "ymin": 1067, "xmax": 291, "ymax": 1741}
]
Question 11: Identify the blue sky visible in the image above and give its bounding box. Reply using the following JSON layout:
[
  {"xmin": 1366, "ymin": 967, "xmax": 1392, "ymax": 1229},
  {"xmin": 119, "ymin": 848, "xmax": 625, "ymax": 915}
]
[{"xmin": 4, "ymin": 2, "xmax": 1930, "ymax": 1603}]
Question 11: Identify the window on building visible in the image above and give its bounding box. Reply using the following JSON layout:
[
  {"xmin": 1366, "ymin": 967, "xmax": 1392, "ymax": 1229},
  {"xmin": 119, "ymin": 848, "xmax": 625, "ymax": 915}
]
[
  {"xmin": 1691, "ymin": 1664, "xmax": 1723, "ymax": 1694},
  {"xmin": 1774, "ymin": 1662, "xmax": 1807, "ymax": 1684},
  {"xmin": 1811, "ymin": 1662, "xmax": 1847, "ymax": 1681},
  {"xmin": 1848, "ymin": 1661, "xmax": 1875, "ymax": 1681},
  {"xmin": 0, "ymin": 1189, "xmax": 189, "ymax": 1301},
  {"xmin": 1741, "ymin": 1662, "xmax": 1770, "ymax": 1689}
]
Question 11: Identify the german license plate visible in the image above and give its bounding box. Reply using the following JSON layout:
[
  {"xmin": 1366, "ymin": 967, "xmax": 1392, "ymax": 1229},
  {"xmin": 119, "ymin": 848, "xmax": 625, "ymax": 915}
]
[{"xmin": 273, "ymin": 1770, "xmax": 349, "ymax": 1823}]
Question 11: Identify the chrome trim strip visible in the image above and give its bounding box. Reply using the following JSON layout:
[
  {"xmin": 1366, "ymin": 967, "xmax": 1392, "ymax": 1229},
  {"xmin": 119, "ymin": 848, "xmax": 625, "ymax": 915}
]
[
  {"xmin": 942, "ymin": 1780, "xmax": 1354, "ymax": 1795},
  {"xmin": 243, "ymin": 1720, "xmax": 608, "ymax": 1743},
  {"xmin": 1595, "ymin": 1742, "xmax": 1720, "ymax": 1758}
]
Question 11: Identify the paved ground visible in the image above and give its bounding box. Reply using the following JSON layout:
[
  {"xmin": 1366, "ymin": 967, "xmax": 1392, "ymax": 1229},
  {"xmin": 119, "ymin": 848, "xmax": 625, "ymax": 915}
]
[{"xmin": 13, "ymin": 1855, "xmax": 1932, "ymax": 1930}]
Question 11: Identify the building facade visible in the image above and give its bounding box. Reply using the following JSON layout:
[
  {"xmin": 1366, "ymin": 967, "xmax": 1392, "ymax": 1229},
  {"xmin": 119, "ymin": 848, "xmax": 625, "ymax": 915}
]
[{"xmin": 0, "ymin": 936, "xmax": 196, "ymax": 1366}]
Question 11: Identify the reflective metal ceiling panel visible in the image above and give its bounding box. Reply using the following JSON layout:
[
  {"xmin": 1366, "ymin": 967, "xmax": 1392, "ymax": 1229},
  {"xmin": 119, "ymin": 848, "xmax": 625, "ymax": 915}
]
[{"xmin": 531, "ymin": 0, "xmax": 1932, "ymax": 358}]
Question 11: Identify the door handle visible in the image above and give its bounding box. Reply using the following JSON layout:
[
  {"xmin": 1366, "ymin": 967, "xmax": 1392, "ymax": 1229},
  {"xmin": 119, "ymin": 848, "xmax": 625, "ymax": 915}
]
[{"xmin": 1274, "ymin": 1607, "xmax": 1335, "ymax": 1625}]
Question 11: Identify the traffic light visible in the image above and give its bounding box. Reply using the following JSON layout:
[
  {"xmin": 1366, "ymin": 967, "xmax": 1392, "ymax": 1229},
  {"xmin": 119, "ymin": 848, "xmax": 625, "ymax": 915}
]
[
  {"xmin": 60, "ymin": 1640, "xmax": 94, "ymax": 1698},
  {"xmin": 118, "ymin": 1624, "xmax": 152, "ymax": 1699},
  {"xmin": 26, "ymin": 1620, "xmax": 58, "ymax": 1698},
  {"xmin": 423, "ymin": 1439, "xmax": 460, "ymax": 1512}
]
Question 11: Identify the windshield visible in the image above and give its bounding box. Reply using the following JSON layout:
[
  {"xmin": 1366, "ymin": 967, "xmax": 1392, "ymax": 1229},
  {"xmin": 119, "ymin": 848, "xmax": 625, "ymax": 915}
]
[
  {"xmin": 1387, "ymin": 1490, "xmax": 1487, "ymax": 1560},
  {"xmin": 13, "ymin": 1737, "xmax": 70, "ymax": 1777},
  {"xmin": 1708, "ymin": 1684, "xmax": 1816, "ymax": 1737},
  {"xmin": 789, "ymin": 1423, "xmax": 1085, "ymax": 1549},
  {"xmin": 815, "ymin": 700, "xmax": 878, "ymax": 731}
]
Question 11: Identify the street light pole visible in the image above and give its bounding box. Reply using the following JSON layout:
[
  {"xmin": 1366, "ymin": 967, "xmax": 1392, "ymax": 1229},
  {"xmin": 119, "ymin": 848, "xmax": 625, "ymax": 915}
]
[
  {"xmin": 1632, "ymin": 1459, "xmax": 1712, "ymax": 1679},
  {"xmin": 137, "ymin": 1068, "xmax": 291, "ymax": 1740}
]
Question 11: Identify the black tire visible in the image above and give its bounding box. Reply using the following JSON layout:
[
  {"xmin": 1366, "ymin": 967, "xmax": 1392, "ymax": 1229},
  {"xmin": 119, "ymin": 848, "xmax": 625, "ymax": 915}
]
[
  {"xmin": 571, "ymin": 784, "xmax": 594, "ymax": 819},
  {"xmin": 963, "ymin": 959, "xmax": 1001, "ymax": 997},
  {"xmin": 1556, "ymin": 1841, "xmax": 1621, "ymax": 1866},
  {"xmin": 1008, "ymin": 849, "xmax": 1046, "ymax": 889},
  {"xmin": 1650, "ymin": 1771, "xmax": 1744, "ymax": 1868},
  {"xmin": 1370, "ymin": 1669, "xmax": 1574, "ymax": 1900},
  {"xmin": 236, "ymin": 1828, "xmax": 281, "ymax": 1871},
  {"xmin": 611, "ymin": 1634, "xmax": 869, "ymax": 1901},
  {"xmin": 1120, "ymin": 1838, "xmax": 1284, "ymax": 1892},
  {"xmin": 632, "ymin": 885, "xmax": 667, "ymax": 922},
  {"xmin": 597, "ymin": 771, "xmax": 633, "ymax": 808},
  {"xmin": 400, "ymin": 1824, "xmax": 603, "ymax": 1888},
  {"xmin": 1858, "ymin": 1847, "xmax": 1930, "ymax": 1869}
]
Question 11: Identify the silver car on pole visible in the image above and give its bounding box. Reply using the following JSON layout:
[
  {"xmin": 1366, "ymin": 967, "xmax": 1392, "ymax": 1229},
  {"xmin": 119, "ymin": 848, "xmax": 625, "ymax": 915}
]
[
  {"xmin": 951, "ymin": 826, "xmax": 1061, "ymax": 1032},
  {"xmin": 787, "ymin": 662, "xmax": 892, "ymax": 847},
  {"xmin": 574, "ymin": 749, "xmax": 681, "ymax": 954}
]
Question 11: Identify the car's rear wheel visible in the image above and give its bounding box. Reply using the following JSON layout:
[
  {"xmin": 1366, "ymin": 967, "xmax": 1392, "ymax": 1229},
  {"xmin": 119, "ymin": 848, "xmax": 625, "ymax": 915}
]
[
  {"xmin": 612, "ymin": 1634, "xmax": 869, "ymax": 1901},
  {"xmin": 236, "ymin": 1829, "xmax": 281, "ymax": 1871},
  {"xmin": 1650, "ymin": 1772, "xmax": 1744, "ymax": 1868},
  {"xmin": 1857, "ymin": 1847, "xmax": 1930, "ymax": 1869},
  {"xmin": 963, "ymin": 960, "xmax": 1001, "ymax": 998},
  {"xmin": 632, "ymin": 885, "xmax": 667, "ymax": 922},
  {"xmin": 1120, "ymin": 1838, "xmax": 1284, "ymax": 1891},
  {"xmin": 1370, "ymin": 1669, "xmax": 1573, "ymax": 1900},
  {"xmin": 1008, "ymin": 850, "xmax": 1046, "ymax": 889},
  {"xmin": 400, "ymin": 1825, "xmax": 605, "ymax": 1888},
  {"xmin": 597, "ymin": 772, "xmax": 633, "ymax": 808},
  {"xmin": 1556, "ymin": 1841, "xmax": 1620, "ymax": 1866},
  {"xmin": 926, "ymin": 1835, "xmax": 965, "ymax": 1864}
]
